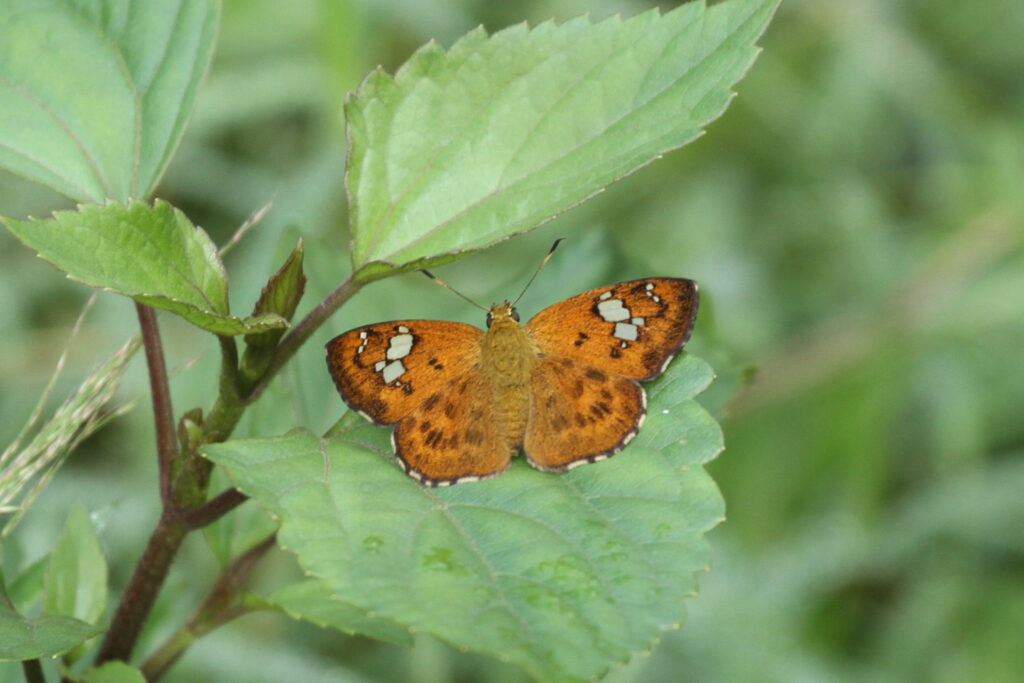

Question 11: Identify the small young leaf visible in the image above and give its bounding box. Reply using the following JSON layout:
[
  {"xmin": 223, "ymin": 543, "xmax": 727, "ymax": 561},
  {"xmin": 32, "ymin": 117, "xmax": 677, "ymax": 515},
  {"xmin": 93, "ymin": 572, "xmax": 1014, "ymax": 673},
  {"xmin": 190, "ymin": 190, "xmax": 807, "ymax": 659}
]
[
  {"xmin": 44, "ymin": 504, "xmax": 107, "ymax": 626},
  {"xmin": 203, "ymin": 355, "xmax": 723, "ymax": 681},
  {"xmin": 259, "ymin": 580, "xmax": 412, "ymax": 647},
  {"xmin": 240, "ymin": 239, "xmax": 307, "ymax": 385},
  {"xmin": 0, "ymin": 0, "xmax": 218, "ymax": 202},
  {"xmin": 79, "ymin": 661, "xmax": 147, "ymax": 683},
  {"xmin": 3, "ymin": 201, "xmax": 288, "ymax": 336},
  {"xmin": 248, "ymin": 239, "xmax": 307, "ymax": 335},
  {"xmin": 346, "ymin": 0, "xmax": 778, "ymax": 278}
]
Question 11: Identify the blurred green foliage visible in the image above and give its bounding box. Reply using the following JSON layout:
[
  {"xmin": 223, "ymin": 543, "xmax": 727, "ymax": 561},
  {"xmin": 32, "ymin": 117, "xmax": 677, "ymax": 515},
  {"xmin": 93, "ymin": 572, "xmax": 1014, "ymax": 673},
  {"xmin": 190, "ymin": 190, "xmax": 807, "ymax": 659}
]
[{"xmin": 2, "ymin": 0, "xmax": 1022, "ymax": 681}]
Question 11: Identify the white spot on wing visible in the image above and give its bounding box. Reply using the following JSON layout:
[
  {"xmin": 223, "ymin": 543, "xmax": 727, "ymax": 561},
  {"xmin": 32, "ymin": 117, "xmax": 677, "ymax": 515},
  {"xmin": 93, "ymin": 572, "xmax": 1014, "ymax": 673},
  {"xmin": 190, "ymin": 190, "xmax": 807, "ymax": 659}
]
[
  {"xmin": 645, "ymin": 283, "xmax": 654, "ymax": 290},
  {"xmin": 597, "ymin": 299, "xmax": 630, "ymax": 322},
  {"xmin": 599, "ymin": 291, "xmax": 613, "ymax": 300},
  {"xmin": 613, "ymin": 322, "xmax": 638, "ymax": 340},
  {"xmin": 381, "ymin": 360, "xmax": 406, "ymax": 383},
  {"xmin": 632, "ymin": 317, "xmax": 645, "ymax": 326},
  {"xmin": 374, "ymin": 360, "xmax": 386, "ymax": 372},
  {"xmin": 359, "ymin": 331, "xmax": 368, "ymax": 339},
  {"xmin": 386, "ymin": 333, "xmax": 414, "ymax": 360},
  {"xmin": 397, "ymin": 325, "xmax": 409, "ymax": 333}
]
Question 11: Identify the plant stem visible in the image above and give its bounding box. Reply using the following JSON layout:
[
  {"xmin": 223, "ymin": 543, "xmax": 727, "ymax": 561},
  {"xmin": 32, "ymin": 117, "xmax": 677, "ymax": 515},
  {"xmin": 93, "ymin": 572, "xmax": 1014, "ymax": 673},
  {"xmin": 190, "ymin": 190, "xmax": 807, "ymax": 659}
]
[
  {"xmin": 245, "ymin": 275, "xmax": 360, "ymax": 403},
  {"xmin": 95, "ymin": 304, "xmax": 189, "ymax": 665},
  {"xmin": 21, "ymin": 659, "xmax": 45, "ymax": 683},
  {"xmin": 135, "ymin": 303, "xmax": 177, "ymax": 504},
  {"xmin": 141, "ymin": 533, "xmax": 277, "ymax": 681},
  {"xmin": 175, "ymin": 487, "xmax": 248, "ymax": 529},
  {"xmin": 95, "ymin": 511, "xmax": 188, "ymax": 665},
  {"xmin": 203, "ymin": 336, "xmax": 243, "ymax": 442},
  {"xmin": 101, "ymin": 273, "xmax": 359, "ymax": 668}
]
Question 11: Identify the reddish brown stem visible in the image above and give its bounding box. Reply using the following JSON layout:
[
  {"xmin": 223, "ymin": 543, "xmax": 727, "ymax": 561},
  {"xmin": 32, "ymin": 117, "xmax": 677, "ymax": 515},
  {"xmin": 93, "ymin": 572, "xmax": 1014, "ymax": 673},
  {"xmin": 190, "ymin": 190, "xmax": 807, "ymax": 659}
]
[
  {"xmin": 135, "ymin": 303, "xmax": 177, "ymax": 503},
  {"xmin": 174, "ymin": 487, "xmax": 248, "ymax": 529},
  {"xmin": 95, "ymin": 512, "xmax": 188, "ymax": 665},
  {"xmin": 101, "ymin": 273, "xmax": 357, "ymax": 670},
  {"xmin": 141, "ymin": 533, "xmax": 277, "ymax": 681}
]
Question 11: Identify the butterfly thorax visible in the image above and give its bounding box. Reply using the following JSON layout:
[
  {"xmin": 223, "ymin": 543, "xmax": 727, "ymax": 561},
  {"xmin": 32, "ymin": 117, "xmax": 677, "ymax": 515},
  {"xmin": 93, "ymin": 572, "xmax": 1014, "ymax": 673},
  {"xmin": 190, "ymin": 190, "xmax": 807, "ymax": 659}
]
[{"xmin": 480, "ymin": 302, "xmax": 534, "ymax": 448}]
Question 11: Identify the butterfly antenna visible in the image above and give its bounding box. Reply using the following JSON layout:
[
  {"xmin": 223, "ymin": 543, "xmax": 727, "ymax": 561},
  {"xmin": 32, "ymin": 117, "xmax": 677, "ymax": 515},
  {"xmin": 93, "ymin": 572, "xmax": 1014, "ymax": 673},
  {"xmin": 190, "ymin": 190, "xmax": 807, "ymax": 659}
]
[
  {"xmin": 512, "ymin": 238, "xmax": 564, "ymax": 306},
  {"xmin": 420, "ymin": 269, "xmax": 489, "ymax": 311}
]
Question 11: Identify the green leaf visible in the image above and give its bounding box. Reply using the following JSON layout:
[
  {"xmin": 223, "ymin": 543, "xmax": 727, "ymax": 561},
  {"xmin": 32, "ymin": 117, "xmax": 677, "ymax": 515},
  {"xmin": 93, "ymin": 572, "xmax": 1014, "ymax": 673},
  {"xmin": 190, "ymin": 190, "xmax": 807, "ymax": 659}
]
[
  {"xmin": 3, "ymin": 201, "xmax": 287, "ymax": 335},
  {"xmin": 0, "ymin": 603, "xmax": 103, "ymax": 662},
  {"xmin": 8, "ymin": 557, "xmax": 47, "ymax": 614},
  {"xmin": 79, "ymin": 662, "xmax": 146, "ymax": 683},
  {"xmin": 346, "ymin": 0, "xmax": 778, "ymax": 278},
  {"xmin": 0, "ymin": 0, "xmax": 219, "ymax": 202},
  {"xmin": 203, "ymin": 355, "xmax": 723, "ymax": 681},
  {"xmin": 259, "ymin": 580, "xmax": 413, "ymax": 647},
  {"xmin": 43, "ymin": 504, "xmax": 107, "ymax": 626},
  {"xmin": 202, "ymin": 466, "xmax": 278, "ymax": 567}
]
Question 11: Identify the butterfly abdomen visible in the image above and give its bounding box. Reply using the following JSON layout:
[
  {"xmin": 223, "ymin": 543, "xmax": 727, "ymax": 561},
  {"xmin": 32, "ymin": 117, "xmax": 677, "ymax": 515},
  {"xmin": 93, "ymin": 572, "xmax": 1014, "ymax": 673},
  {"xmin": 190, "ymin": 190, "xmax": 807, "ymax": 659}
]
[{"xmin": 480, "ymin": 316, "xmax": 534, "ymax": 448}]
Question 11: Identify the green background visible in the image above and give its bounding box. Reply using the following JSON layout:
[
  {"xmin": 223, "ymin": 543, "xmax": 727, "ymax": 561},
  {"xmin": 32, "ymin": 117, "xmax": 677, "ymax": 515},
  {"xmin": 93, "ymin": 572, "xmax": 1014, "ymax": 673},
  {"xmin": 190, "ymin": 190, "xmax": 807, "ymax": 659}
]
[{"xmin": 2, "ymin": 0, "xmax": 1022, "ymax": 681}]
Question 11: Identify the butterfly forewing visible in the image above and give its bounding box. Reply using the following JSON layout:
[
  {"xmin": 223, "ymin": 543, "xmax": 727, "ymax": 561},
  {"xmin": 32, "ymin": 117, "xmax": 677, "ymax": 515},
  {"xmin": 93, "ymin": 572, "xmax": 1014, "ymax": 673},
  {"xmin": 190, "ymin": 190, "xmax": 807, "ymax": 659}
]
[
  {"xmin": 325, "ymin": 320, "xmax": 483, "ymax": 425},
  {"xmin": 526, "ymin": 278, "xmax": 698, "ymax": 381},
  {"xmin": 524, "ymin": 356, "xmax": 645, "ymax": 472}
]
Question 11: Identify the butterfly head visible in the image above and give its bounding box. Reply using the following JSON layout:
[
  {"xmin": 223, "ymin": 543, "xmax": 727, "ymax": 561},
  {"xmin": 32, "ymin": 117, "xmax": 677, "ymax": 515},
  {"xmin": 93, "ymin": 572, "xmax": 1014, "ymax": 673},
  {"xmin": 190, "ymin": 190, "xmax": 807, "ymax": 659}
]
[{"xmin": 485, "ymin": 301, "xmax": 520, "ymax": 328}]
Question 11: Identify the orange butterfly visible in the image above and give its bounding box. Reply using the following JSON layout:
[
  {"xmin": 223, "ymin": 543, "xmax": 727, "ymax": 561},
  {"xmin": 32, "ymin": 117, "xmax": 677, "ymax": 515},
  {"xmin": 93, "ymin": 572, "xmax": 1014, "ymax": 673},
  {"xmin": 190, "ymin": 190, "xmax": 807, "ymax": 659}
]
[{"xmin": 326, "ymin": 250, "xmax": 698, "ymax": 486}]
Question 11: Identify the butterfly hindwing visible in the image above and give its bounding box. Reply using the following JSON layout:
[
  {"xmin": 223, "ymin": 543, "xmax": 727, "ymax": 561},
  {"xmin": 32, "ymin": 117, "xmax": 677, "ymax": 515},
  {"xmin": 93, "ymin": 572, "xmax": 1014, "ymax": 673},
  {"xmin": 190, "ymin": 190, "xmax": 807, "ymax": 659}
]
[
  {"xmin": 325, "ymin": 320, "xmax": 483, "ymax": 425},
  {"xmin": 393, "ymin": 372, "xmax": 512, "ymax": 486},
  {"xmin": 526, "ymin": 277, "xmax": 698, "ymax": 381},
  {"xmin": 523, "ymin": 355, "xmax": 645, "ymax": 471}
]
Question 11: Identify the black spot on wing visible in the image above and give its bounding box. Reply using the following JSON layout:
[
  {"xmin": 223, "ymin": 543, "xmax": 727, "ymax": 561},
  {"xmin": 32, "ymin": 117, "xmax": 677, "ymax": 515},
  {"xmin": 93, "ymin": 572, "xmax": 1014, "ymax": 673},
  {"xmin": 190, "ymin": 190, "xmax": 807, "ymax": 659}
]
[{"xmin": 571, "ymin": 379, "xmax": 585, "ymax": 398}]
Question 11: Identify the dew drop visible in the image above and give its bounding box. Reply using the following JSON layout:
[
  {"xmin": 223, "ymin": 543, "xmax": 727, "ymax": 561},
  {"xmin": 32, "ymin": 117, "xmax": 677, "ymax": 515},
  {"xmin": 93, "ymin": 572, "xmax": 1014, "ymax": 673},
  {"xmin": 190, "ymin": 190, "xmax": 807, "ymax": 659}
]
[{"xmin": 422, "ymin": 547, "xmax": 461, "ymax": 573}]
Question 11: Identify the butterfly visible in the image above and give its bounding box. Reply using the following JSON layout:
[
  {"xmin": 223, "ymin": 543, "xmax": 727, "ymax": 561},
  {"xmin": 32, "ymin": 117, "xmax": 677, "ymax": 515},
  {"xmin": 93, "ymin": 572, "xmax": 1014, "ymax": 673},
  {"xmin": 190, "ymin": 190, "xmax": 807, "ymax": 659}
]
[{"xmin": 325, "ymin": 255, "xmax": 698, "ymax": 486}]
